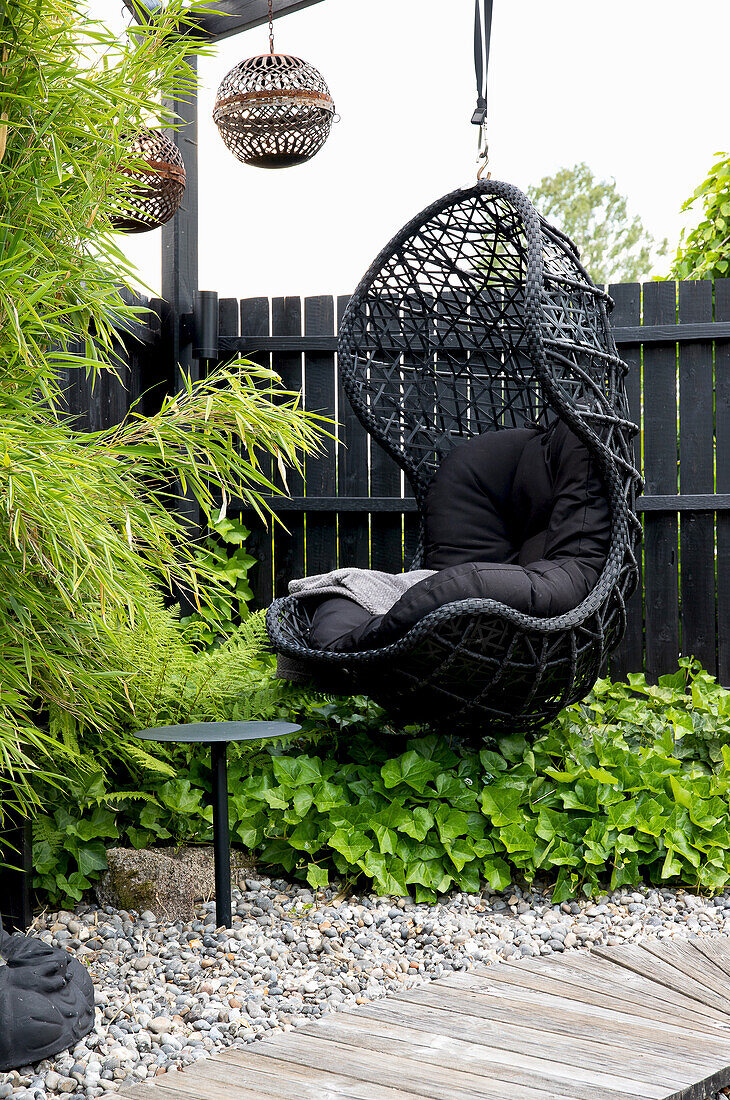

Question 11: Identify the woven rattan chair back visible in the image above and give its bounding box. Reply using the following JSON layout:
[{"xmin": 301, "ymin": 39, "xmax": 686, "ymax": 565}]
[{"xmin": 339, "ymin": 181, "xmax": 638, "ymax": 518}]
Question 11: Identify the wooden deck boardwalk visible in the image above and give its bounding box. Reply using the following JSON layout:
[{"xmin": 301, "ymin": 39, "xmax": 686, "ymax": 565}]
[{"xmin": 122, "ymin": 936, "xmax": 730, "ymax": 1100}]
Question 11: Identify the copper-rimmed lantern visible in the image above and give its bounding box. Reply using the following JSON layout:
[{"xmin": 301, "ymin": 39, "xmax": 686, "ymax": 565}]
[
  {"xmin": 111, "ymin": 129, "xmax": 186, "ymax": 233},
  {"xmin": 213, "ymin": 1, "xmax": 336, "ymax": 169}
]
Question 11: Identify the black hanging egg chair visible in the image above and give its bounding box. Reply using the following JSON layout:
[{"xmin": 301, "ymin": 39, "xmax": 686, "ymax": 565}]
[
  {"xmin": 266, "ymin": 1, "xmax": 642, "ymax": 736},
  {"xmin": 267, "ymin": 179, "xmax": 642, "ymax": 735}
]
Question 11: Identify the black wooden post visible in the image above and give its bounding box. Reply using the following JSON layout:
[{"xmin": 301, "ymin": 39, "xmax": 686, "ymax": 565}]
[
  {"xmin": 162, "ymin": 56, "xmax": 200, "ymax": 609},
  {"xmin": 0, "ymin": 810, "xmax": 33, "ymax": 932},
  {"xmin": 162, "ymin": 55, "xmax": 198, "ymax": 391}
]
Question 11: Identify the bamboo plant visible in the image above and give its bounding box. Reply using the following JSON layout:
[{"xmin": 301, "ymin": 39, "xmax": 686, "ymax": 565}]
[{"xmin": 0, "ymin": 0, "xmax": 323, "ymax": 823}]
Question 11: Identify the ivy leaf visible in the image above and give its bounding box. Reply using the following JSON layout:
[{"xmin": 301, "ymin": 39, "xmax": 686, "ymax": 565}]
[
  {"xmin": 398, "ymin": 806, "xmax": 434, "ymax": 841},
  {"xmin": 381, "ymin": 751, "xmax": 440, "ymax": 793},
  {"xmin": 405, "ymin": 858, "xmax": 452, "ymax": 892},
  {"xmin": 328, "ymin": 829, "xmax": 371, "ymax": 863},
  {"xmin": 435, "ymin": 805, "xmax": 470, "ymax": 842},
  {"xmin": 498, "ymin": 824, "xmax": 535, "ymax": 856},
  {"xmin": 479, "ymin": 749, "xmax": 509, "ymax": 774},
  {"xmin": 482, "ymin": 857, "xmax": 511, "ymax": 891},
  {"xmin": 272, "ymin": 756, "xmax": 323, "ymax": 787},
  {"xmin": 358, "ymin": 851, "xmax": 408, "ymax": 896},
  {"xmin": 481, "ymin": 786, "xmax": 524, "ymax": 826},
  {"xmin": 433, "ymin": 773, "xmax": 477, "ymax": 809},
  {"xmin": 158, "ymin": 779, "xmax": 203, "ymax": 815},
  {"xmin": 306, "ymin": 864, "xmax": 329, "ymax": 890},
  {"xmin": 289, "ymin": 820, "xmax": 323, "ymax": 853},
  {"xmin": 262, "ymin": 786, "xmax": 290, "ymax": 810},
  {"xmin": 499, "ymin": 734, "xmax": 529, "ymax": 762},
  {"xmin": 76, "ymin": 841, "xmax": 108, "ymax": 877},
  {"xmin": 236, "ymin": 819, "xmax": 265, "ymax": 848},
  {"xmin": 372, "ymin": 824, "xmax": 397, "ymax": 855},
  {"xmin": 456, "ymin": 861, "xmax": 480, "ymax": 894},
  {"xmin": 444, "ymin": 837, "xmax": 476, "ymax": 871},
  {"xmin": 292, "ymin": 788, "xmax": 315, "ymax": 817},
  {"xmin": 313, "ymin": 779, "xmax": 348, "ymax": 812},
  {"xmin": 70, "ymin": 805, "xmax": 118, "ymax": 843}
]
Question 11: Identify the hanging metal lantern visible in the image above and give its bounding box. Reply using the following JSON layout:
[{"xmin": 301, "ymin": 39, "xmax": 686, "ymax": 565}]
[
  {"xmin": 213, "ymin": 2, "xmax": 336, "ymax": 169},
  {"xmin": 111, "ymin": 129, "xmax": 186, "ymax": 234}
]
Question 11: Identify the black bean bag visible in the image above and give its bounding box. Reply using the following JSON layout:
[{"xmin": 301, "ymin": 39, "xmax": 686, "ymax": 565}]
[{"xmin": 309, "ymin": 421, "xmax": 610, "ymax": 652}]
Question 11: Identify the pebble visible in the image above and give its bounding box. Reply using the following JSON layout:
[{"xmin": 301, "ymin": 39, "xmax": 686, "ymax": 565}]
[
  {"xmin": 3, "ymin": 884, "xmax": 730, "ymax": 1099},
  {"xmin": 148, "ymin": 1018, "xmax": 172, "ymax": 1036}
]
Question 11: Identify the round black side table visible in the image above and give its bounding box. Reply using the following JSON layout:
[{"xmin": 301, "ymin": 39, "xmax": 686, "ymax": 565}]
[{"xmin": 133, "ymin": 721, "xmax": 300, "ymax": 928}]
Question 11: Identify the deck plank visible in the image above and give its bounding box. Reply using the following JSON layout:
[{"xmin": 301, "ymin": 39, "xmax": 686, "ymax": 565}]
[
  {"xmin": 157, "ymin": 1048, "xmax": 427, "ymax": 1099},
  {"xmin": 301, "ymin": 1011, "xmax": 687, "ymax": 1093},
  {"xmin": 400, "ymin": 975, "xmax": 730, "ymax": 1042},
  {"xmin": 638, "ymin": 938, "xmax": 730, "ymax": 1000},
  {"xmin": 441, "ymin": 957, "xmax": 730, "ymax": 1034},
  {"xmin": 484, "ymin": 952, "xmax": 730, "ymax": 1033},
  {"xmin": 593, "ymin": 942, "xmax": 730, "ymax": 1017},
  {"xmin": 122, "ymin": 938, "xmax": 730, "ymax": 1100},
  {"xmin": 690, "ymin": 936, "xmax": 730, "ymax": 980},
  {"xmin": 347, "ymin": 996, "xmax": 728, "ymax": 1074}
]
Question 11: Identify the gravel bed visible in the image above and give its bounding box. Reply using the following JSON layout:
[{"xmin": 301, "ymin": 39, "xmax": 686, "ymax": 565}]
[{"xmin": 3, "ymin": 880, "xmax": 730, "ymax": 1099}]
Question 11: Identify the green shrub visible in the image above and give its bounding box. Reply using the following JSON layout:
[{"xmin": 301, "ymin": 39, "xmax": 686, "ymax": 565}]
[
  {"xmin": 671, "ymin": 151, "xmax": 730, "ymax": 280},
  {"xmin": 33, "ymin": 658, "xmax": 730, "ymax": 907}
]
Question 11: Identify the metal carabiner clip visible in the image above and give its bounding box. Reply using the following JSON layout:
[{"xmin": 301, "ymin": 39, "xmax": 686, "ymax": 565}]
[{"xmin": 476, "ymin": 124, "xmax": 490, "ymax": 181}]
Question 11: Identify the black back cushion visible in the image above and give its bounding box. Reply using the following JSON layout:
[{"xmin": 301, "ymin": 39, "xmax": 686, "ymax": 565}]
[
  {"xmin": 308, "ymin": 423, "xmax": 611, "ymax": 651},
  {"xmin": 424, "ymin": 422, "xmax": 608, "ymax": 575}
]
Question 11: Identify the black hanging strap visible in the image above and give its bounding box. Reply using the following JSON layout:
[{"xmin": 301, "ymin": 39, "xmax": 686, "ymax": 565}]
[{"xmin": 471, "ymin": 0, "xmax": 493, "ymax": 126}]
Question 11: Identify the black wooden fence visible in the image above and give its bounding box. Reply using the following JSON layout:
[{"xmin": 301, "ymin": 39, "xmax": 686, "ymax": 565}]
[
  {"xmin": 20, "ymin": 277, "xmax": 730, "ymax": 692},
  {"xmin": 203, "ymin": 280, "xmax": 730, "ymax": 688},
  {"xmin": 52, "ymin": 279, "xmax": 730, "ymax": 689}
]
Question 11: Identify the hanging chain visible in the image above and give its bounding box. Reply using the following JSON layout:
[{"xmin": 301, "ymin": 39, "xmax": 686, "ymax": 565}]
[{"xmin": 268, "ymin": 0, "xmax": 275, "ymax": 53}]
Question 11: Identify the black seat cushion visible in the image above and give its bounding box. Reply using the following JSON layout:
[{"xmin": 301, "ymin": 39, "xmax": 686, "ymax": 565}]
[{"xmin": 307, "ymin": 422, "xmax": 611, "ymax": 652}]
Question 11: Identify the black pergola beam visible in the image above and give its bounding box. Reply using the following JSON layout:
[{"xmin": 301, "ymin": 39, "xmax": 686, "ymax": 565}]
[
  {"xmin": 124, "ymin": 0, "xmax": 325, "ymax": 42},
  {"xmin": 196, "ymin": 0, "xmax": 326, "ymax": 42}
]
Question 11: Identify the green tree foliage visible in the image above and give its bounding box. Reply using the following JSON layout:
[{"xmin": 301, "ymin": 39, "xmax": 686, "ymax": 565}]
[
  {"xmin": 528, "ymin": 163, "xmax": 667, "ymax": 284},
  {"xmin": 671, "ymin": 151, "xmax": 730, "ymax": 280},
  {"xmin": 0, "ymin": 0, "xmax": 323, "ymax": 824}
]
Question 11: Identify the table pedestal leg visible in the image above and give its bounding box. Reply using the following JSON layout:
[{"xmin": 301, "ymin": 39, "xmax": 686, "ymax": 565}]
[{"xmin": 210, "ymin": 742, "xmax": 232, "ymax": 928}]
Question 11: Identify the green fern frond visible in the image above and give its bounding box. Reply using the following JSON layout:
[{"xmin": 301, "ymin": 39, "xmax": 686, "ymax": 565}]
[
  {"xmin": 88, "ymin": 790, "xmax": 157, "ymax": 805},
  {"xmin": 119, "ymin": 741, "xmax": 178, "ymax": 777}
]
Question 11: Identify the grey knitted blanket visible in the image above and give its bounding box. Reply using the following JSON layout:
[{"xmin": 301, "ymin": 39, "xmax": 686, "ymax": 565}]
[{"xmin": 288, "ymin": 568, "xmax": 436, "ymax": 615}]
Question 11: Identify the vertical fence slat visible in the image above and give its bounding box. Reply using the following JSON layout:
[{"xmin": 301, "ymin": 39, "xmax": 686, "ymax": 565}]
[
  {"xmin": 239, "ymin": 297, "xmax": 274, "ymax": 610},
  {"xmin": 272, "ymin": 298, "xmax": 305, "ymax": 597},
  {"xmin": 304, "ymin": 297, "xmax": 337, "ymax": 574},
  {"xmin": 609, "ymin": 282, "xmax": 643, "ymax": 680},
  {"xmin": 218, "ymin": 297, "xmax": 239, "ymax": 347},
  {"xmin": 678, "ymin": 280, "xmax": 716, "ymax": 674},
  {"xmin": 337, "ymin": 295, "xmax": 370, "ymax": 568},
  {"xmin": 370, "ymin": 301, "xmax": 404, "ymax": 572},
  {"xmin": 715, "ymin": 280, "xmax": 730, "ymax": 685},
  {"xmin": 642, "ymin": 282, "xmax": 680, "ymax": 682}
]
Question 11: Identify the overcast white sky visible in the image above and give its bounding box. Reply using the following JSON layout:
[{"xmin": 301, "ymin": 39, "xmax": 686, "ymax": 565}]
[{"xmin": 94, "ymin": 0, "xmax": 729, "ymax": 299}]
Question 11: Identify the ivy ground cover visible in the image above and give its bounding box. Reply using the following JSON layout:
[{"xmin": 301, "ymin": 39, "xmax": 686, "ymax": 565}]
[{"xmin": 33, "ymin": 659, "xmax": 730, "ymax": 907}]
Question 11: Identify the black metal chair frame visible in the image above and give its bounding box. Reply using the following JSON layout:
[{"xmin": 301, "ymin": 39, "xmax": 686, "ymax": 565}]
[{"xmin": 267, "ymin": 180, "xmax": 642, "ymax": 735}]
